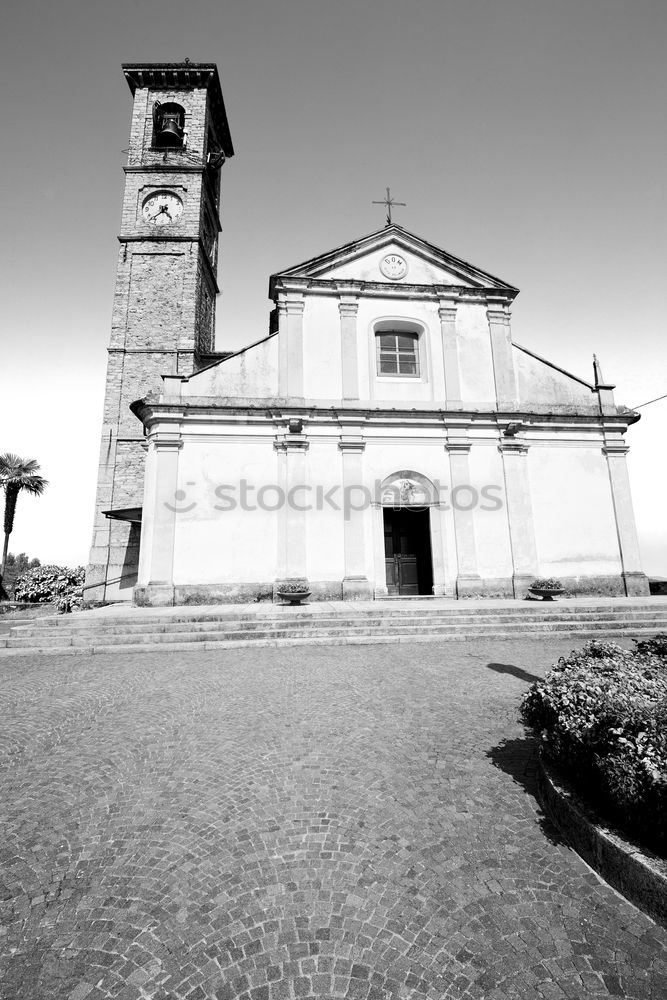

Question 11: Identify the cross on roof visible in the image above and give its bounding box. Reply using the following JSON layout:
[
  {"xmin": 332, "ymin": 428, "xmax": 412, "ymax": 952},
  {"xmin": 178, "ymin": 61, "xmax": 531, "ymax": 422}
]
[{"xmin": 372, "ymin": 187, "xmax": 406, "ymax": 226}]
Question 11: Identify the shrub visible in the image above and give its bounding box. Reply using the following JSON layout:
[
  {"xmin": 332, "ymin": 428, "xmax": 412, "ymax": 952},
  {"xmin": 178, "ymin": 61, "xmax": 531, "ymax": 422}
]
[
  {"xmin": 277, "ymin": 580, "xmax": 310, "ymax": 593},
  {"xmin": 530, "ymin": 577, "xmax": 563, "ymax": 590},
  {"xmin": 634, "ymin": 633, "xmax": 667, "ymax": 660},
  {"xmin": 14, "ymin": 565, "xmax": 84, "ymax": 614},
  {"xmin": 521, "ymin": 638, "xmax": 667, "ymax": 854},
  {"xmin": 2, "ymin": 553, "xmax": 41, "ymax": 597}
]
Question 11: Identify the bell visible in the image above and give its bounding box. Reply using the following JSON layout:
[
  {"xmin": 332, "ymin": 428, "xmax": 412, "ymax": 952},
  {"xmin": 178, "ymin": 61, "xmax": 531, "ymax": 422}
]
[{"xmin": 156, "ymin": 114, "xmax": 183, "ymax": 148}]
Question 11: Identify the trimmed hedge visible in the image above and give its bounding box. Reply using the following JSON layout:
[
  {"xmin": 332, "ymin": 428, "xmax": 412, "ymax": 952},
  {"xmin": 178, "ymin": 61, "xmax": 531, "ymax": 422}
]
[
  {"xmin": 14, "ymin": 565, "xmax": 85, "ymax": 613},
  {"xmin": 521, "ymin": 638, "xmax": 667, "ymax": 855}
]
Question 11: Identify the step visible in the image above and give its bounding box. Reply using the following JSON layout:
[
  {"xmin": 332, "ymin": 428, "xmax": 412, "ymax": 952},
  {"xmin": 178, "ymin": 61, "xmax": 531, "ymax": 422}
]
[
  {"xmin": 1, "ymin": 625, "xmax": 665, "ymax": 657},
  {"xmin": 9, "ymin": 606, "xmax": 667, "ymax": 636},
  {"xmin": 9, "ymin": 612, "xmax": 667, "ymax": 640},
  {"xmin": 3, "ymin": 617, "xmax": 665, "ymax": 650},
  {"xmin": 14, "ymin": 601, "xmax": 667, "ymax": 630}
]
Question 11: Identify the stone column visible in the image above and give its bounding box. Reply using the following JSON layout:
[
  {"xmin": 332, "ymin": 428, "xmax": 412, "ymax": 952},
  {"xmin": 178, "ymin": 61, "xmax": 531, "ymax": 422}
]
[
  {"xmin": 338, "ymin": 296, "xmax": 360, "ymax": 401},
  {"xmin": 136, "ymin": 432, "xmax": 182, "ymax": 605},
  {"xmin": 487, "ymin": 298, "xmax": 517, "ymax": 409},
  {"xmin": 439, "ymin": 300, "xmax": 462, "ymax": 406},
  {"xmin": 603, "ymin": 440, "xmax": 650, "ymax": 596},
  {"xmin": 445, "ymin": 437, "xmax": 482, "ymax": 596},
  {"xmin": 338, "ymin": 437, "xmax": 372, "ymax": 599},
  {"xmin": 498, "ymin": 439, "xmax": 539, "ymax": 596},
  {"xmin": 274, "ymin": 434, "xmax": 309, "ymax": 591}
]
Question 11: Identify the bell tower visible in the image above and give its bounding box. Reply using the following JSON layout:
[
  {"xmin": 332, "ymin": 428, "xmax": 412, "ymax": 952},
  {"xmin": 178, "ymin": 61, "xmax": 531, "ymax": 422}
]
[{"xmin": 85, "ymin": 62, "xmax": 234, "ymax": 603}]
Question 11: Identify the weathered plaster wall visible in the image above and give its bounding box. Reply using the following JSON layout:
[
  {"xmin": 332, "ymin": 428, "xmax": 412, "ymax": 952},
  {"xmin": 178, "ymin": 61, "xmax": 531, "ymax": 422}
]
[
  {"xmin": 171, "ymin": 437, "xmax": 278, "ymax": 585},
  {"xmin": 186, "ymin": 337, "xmax": 280, "ymax": 397},
  {"xmin": 528, "ymin": 445, "xmax": 622, "ymax": 579},
  {"xmin": 456, "ymin": 303, "xmax": 497, "ymax": 405},
  {"xmin": 515, "ymin": 347, "xmax": 594, "ymax": 408}
]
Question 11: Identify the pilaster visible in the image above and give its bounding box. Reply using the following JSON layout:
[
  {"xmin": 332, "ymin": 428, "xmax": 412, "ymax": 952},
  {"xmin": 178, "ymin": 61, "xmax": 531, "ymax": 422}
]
[
  {"xmin": 602, "ymin": 439, "xmax": 650, "ymax": 596},
  {"xmin": 274, "ymin": 432, "xmax": 310, "ymax": 590},
  {"xmin": 445, "ymin": 435, "xmax": 481, "ymax": 596},
  {"xmin": 135, "ymin": 433, "xmax": 183, "ymax": 604},
  {"xmin": 338, "ymin": 297, "xmax": 360, "ymax": 401},
  {"xmin": 498, "ymin": 438, "xmax": 538, "ymax": 597},
  {"xmin": 438, "ymin": 300, "xmax": 462, "ymax": 406},
  {"xmin": 338, "ymin": 435, "xmax": 372, "ymax": 600},
  {"xmin": 283, "ymin": 293, "xmax": 305, "ymax": 399},
  {"xmin": 487, "ymin": 298, "xmax": 518, "ymax": 409}
]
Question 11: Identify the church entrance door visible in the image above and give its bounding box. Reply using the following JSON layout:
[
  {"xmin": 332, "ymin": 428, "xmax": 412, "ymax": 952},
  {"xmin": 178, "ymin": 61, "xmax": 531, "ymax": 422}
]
[{"xmin": 383, "ymin": 508, "xmax": 434, "ymax": 596}]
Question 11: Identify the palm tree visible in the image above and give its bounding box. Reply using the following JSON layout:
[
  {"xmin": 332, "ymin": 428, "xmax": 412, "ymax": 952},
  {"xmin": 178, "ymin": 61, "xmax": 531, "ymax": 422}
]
[{"xmin": 0, "ymin": 455, "xmax": 48, "ymax": 597}]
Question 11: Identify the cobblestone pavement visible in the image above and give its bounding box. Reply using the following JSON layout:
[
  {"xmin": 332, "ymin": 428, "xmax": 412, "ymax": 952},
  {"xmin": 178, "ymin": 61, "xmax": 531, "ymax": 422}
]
[{"xmin": 1, "ymin": 639, "xmax": 665, "ymax": 1000}]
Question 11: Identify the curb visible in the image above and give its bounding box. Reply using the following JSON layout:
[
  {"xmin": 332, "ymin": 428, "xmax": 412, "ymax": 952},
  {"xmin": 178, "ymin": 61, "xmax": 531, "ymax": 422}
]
[{"xmin": 536, "ymin": 757, "xmax": 667, "ymax": 927}]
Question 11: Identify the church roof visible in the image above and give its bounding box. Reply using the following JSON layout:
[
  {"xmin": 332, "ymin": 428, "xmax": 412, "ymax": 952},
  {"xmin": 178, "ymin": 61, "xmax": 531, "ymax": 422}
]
[{"xmin": 270, "ymin": 224, "xmax": 518, "ymax": 297}]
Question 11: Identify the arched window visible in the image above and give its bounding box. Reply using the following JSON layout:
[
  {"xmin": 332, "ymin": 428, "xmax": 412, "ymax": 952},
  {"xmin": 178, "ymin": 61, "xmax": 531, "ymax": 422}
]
[
  {"xmin": 152, "ymin": 102, "xmax": 185, "ymax": 148},
  {"xmin": 376, "ymin": 330, "xmax": 420, "ymax": 377}
]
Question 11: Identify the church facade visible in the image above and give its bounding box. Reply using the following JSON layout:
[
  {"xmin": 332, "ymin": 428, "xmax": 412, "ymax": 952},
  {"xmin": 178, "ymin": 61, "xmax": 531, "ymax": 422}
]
[{"xmin": 85, "ymin": 63, "xmax": 649, "ymax": 606}]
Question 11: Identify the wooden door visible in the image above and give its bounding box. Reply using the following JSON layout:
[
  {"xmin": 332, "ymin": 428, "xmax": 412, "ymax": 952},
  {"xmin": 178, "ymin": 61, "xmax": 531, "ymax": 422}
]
[{"xmin": 384, "ymin": 508, "xmax": 432, "ymax": 596}]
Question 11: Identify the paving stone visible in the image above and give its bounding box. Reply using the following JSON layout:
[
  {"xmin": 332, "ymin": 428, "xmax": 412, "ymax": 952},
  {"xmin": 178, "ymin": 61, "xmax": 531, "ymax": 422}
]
[{"xmin": 0, "ymin": 638, "xmax": 665, "ymax": 998}]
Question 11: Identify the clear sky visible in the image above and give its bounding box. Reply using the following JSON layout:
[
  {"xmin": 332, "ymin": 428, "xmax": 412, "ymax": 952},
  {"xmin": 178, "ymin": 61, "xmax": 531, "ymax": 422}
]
[{"xmin": 1, "ymin": 0, "xmax": 666, "ymax": 574}]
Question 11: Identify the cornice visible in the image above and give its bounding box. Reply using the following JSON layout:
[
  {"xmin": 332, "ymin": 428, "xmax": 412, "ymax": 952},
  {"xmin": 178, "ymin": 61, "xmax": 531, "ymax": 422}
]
[
  {"xmin": 124, "ymin": 164, "xmax": 206, "ymax": 175},
  {"xmin": 272, "ymin": 276, "xmax": 516, "ymax": 304}
]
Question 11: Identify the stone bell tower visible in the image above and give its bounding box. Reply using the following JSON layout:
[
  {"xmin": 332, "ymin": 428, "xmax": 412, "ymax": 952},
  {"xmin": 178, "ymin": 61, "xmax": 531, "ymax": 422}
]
[{"xmin": 85, "ymin": 62, "xmax": 234, "ymax": 602}]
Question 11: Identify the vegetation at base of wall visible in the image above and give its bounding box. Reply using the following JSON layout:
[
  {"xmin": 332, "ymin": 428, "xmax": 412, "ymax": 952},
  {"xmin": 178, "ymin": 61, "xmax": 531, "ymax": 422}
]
[
  {"xmin": 521, "ymin": 638, "xmax": 667, "ymax": 855},
  {"xmin": 14, "ymin": 565, "xmax": 85, "ymax": 614},
  {"xmin": 2, "ymin": 553, "xmax": 41, "ymax": 596}
]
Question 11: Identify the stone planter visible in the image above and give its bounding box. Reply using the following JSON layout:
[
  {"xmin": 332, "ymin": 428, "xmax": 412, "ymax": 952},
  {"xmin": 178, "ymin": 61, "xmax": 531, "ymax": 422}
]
[
  {"xmin": 529, "ymin": 587, "xmax": 564, "ymax": 601},
  {"xmin": 276, "ymin": 590, "xmax": 311, "ymax": 606}
]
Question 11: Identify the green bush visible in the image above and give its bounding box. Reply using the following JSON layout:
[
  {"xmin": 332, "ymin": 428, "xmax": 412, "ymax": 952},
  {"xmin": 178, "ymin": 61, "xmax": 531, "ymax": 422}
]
[
  {"xmin": 634, "ymin": 633, "xmax": 667, "ymax": 660},
  {"xmin": 2, "ymin": 553, "xmax": 41, "ymax": 597},
  {"xmin": 530, "ymin": 577, "xmax": 563, "ymax": 590},
  {"xmin": 14, "ymin": 565, "xmax": 84, "ymax": 613},
  {"xmin": 521, "ymin": 638, "xmax": 667, "ymax": 854}
]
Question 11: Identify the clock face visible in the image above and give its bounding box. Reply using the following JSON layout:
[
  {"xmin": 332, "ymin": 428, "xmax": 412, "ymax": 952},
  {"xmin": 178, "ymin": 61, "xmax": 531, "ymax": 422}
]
[
  {"xmin": 380, "ymin": 253, "xmax": 408, "ymax": 280},
  {"xmin": 142, "ymin": 191, "xmax": 183, "ymax": 226}
]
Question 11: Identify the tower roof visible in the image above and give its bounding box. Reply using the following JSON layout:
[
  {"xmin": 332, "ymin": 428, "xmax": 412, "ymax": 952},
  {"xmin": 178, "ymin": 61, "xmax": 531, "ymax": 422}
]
[{"xmin": 123, "ymin": 61, "xmax": 234, "ymax": 157}]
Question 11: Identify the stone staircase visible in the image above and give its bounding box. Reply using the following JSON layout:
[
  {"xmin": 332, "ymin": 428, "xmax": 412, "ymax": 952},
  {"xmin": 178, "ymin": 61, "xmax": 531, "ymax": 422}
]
[{"xmin": 1, "ymin": 598, "xmax": 667, "ymax": 656}]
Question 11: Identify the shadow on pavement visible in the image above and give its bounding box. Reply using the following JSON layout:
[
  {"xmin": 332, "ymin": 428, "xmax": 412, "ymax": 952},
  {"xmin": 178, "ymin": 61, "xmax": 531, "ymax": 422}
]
[
  {"xmin": 485, "ymin": 661, "xmax": 543, "ymax": 684},
  {"xmin": 487, "ymin": 734, "xmax": 565, "ymax": 849}
]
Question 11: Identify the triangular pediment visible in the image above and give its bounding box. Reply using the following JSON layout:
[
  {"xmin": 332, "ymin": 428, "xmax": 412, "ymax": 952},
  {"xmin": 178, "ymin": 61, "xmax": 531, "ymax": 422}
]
[{"xmin": 271, "ymin": 225, "xmax": 518, "ymax": 292}]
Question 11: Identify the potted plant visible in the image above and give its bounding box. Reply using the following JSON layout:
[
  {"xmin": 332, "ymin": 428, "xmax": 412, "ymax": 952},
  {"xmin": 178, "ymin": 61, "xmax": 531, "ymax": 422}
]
[
  {"xmin": 528, "ymin": 577, "xmax": 565, "ymax": 601},
  {"xmin": 276, "ymin": 579, "xmax": 311, "ymax": 605}
]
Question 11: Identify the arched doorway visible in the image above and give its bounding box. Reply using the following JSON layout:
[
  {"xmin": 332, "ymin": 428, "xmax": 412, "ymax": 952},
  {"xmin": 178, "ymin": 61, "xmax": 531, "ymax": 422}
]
[{"xmin": 381, "ymin": 472, "xmax": 435, "ymax": 596}]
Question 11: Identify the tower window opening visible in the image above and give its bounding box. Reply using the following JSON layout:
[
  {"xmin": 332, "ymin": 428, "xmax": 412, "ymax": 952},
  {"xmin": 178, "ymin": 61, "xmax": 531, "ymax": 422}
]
[{"xmin": 153, "ymin": 102, "xmax": 185, "ymax": 148}]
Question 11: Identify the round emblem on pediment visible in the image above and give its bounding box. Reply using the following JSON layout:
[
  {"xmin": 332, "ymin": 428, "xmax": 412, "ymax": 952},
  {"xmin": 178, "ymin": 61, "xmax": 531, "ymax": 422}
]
[{"xmin": 380, "ymin": 253, "xmax": 408, "ymax": 280}]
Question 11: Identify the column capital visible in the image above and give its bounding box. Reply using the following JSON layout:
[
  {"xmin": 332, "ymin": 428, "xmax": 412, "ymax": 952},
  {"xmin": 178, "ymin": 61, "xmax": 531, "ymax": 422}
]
[
  {"xmin": 438, "ymin": 302, "xmax": 457, "ymax": 321},
  {"xmin": 338, "ymin": 439, "xmax": 366, "ymax": 453},
  {"xmin": 498, "ymin": 441, "xmax": 529, "ymax": 455},
  {"xmin": 284, "ymin": 296, "xmax": 305, "ymax": 316},
  {"xmin": 602, "ymin": 443, "xmax": 629, "ymax": 456},
  {"xmin": 338, "ymin": 300, "xmax": 359, "ymax": 318},
  {"xmin": 274, "ymin": 437, "xmax": 309, "ymax": 452},
  {"xmin": 486, "ymin": 301, "xmax": 511, "ymax": 325},
  {"xmin": 445, "ymin": 441, "xmax": 471, "ymax": 455},
  {"xmin": 151, "ymin": 434, "xmax": 183, "ymax": 452}
]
